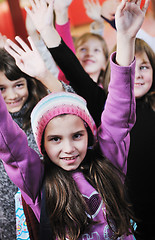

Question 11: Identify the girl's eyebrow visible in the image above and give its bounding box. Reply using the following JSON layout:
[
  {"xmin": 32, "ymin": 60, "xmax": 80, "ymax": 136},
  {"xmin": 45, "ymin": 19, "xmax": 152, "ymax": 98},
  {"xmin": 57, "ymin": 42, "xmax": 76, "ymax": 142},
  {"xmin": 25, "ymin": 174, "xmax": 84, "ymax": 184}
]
[
  {"xmin": 72, "ymin": 129, "xmax": 86, "ymax": 135},
  {"xmin": 140, "ymin": 59, "xmax": 150, "ymax": 65}
]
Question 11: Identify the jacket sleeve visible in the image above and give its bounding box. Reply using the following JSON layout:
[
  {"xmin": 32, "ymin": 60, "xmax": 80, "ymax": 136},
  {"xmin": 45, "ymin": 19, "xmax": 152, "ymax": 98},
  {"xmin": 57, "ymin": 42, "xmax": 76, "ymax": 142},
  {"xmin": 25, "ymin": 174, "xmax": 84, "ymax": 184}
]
[
  {"xmin": 56, "ymin": 20, "xmax": 75, "ymax": 84},
  {"xmin": 0, "ymin": 92, "xmax": 43, "ymax": 203},
  {"xmin": 98, "ymin": 52, "xmax": 136, "ymax": 174},
  {"xmin": 48, "ymin": 39, "xmax": 106, "ymax": 127}
]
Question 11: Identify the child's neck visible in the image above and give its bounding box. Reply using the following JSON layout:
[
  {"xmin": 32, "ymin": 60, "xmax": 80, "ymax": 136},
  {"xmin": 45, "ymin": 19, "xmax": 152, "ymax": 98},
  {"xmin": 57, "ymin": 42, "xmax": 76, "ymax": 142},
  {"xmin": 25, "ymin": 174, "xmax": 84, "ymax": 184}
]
[{"xmin": 89, "ymin": 72, "xmax": 101, "ymax": 84}]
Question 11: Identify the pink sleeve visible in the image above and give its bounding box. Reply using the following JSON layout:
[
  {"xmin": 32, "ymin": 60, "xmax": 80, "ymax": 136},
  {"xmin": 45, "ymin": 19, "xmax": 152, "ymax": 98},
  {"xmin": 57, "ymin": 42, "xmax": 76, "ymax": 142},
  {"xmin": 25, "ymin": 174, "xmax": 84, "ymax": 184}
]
[
  {"xmin": 0, "ymin": 92, "xmax": 43, "ymax": 204},
  {"xmin": 56, "ymin": 20, "xmax": 76, "ymax": 84},
  {"xmin": 98, "ymin": 52, "xmax": 136, "ymax": 175}
]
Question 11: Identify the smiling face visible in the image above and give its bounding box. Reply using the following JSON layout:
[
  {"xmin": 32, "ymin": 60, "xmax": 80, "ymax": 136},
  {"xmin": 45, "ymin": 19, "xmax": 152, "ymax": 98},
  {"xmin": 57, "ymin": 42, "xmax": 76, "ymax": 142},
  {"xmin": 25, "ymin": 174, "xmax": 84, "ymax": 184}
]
[
  {"xmin": 0, "ymin": 72, "xmax": 29, "ymax": 113},
  {"xmin": 44, "ymin": 114, "xmax": 88, "ymax": 171},
  {"xmin": 134, "ymin": 52, "xmax": 153, "ymax": 98},
  {"xmin": 76, "ymin": 37, "xmax": 107, "ymax": 83}
]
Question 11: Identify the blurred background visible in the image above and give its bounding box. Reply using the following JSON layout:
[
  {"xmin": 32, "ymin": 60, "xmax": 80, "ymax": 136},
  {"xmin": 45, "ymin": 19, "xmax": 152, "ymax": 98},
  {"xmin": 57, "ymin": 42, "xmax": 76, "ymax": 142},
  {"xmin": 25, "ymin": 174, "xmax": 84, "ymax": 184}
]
[{"xmin": 0, "ymin": 0, "xmax": 149, "ymax": 52}]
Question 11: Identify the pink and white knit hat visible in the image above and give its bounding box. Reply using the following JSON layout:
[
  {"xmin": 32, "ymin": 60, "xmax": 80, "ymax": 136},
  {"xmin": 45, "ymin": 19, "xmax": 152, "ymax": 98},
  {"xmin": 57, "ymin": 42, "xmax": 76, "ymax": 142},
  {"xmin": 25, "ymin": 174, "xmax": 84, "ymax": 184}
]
[{"xmin": 31, "ymin": 92, "xmax": 97, "ymax": 154}]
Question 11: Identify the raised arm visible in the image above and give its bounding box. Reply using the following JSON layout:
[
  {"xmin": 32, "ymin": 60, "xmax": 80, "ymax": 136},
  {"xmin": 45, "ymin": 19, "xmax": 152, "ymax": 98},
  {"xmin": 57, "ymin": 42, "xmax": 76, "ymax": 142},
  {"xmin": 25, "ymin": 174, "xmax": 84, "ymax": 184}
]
[
  {"xmin": 54, "ymin": 0, "xmax": 75, "ymax": 83},
  {"xmin": 98, "ymin": 0, "xmax": 150, "ymax": 173},
  {"xmin": 25, "ymin": 0, "xmax": 106, "ymax": 127},
  {"xmin": 0, "ymin": 91, "xmax": 43, "ymax": 205},
  {"xmin": 4, "ymin": 36, "xmax": 63, "ymax": 92},
  {"xmin": 83, "ymin": 0, "xmax": 104, "ymax": 36}
]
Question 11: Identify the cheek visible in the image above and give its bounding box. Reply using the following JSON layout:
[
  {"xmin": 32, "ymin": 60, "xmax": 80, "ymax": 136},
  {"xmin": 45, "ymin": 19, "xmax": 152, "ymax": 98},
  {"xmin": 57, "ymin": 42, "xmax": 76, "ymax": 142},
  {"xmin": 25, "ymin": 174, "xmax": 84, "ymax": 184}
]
[{"xmin": 22, "ymin": 88, "xmax": 29, "ymax": 101}]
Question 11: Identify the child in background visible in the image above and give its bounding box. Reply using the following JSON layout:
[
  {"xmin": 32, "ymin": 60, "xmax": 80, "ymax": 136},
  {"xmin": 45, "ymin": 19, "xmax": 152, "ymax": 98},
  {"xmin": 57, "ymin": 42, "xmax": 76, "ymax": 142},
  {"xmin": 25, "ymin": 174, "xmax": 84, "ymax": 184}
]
[
  {"xmin": 104, "ymin": 37, "xmax": 155, "ymax": 240},
  {"xmin": 125, "ymin": 38, "xmax": 155, "ymax": 239},
  {"xmin": 54, "ymin": 0, "xmax": 109, "ymax": 87},
  {"xmin": 0, "ymin": 48, "xmax": 48, "ymax": 239},
  {"xmin": 74, "ymin": 32, "xmax": 109, "ymax": 87},
  {"xmin": 85, "ymin": 0, "xmax": 155, "ymax": 53}
]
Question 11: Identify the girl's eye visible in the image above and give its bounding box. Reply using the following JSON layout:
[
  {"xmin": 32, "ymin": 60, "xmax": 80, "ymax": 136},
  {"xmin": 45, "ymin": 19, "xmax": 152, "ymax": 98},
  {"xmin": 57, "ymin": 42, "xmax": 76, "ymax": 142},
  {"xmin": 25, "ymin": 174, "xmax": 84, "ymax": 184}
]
[
  {"xmin": 94, "ymin": 48, "xmax": 100, "ymax": 52},
  {"xmin": 0, "ymin": 87, "xmax": 5, "ymax": 92},
  {"xmin": 140, "ymin": 65, "xmax": 149, "ymax": 70},
  {"xmin": 16, "ymin": 83, "xmax": 24, "ymax": 88},
  {"xmin": 79, "ymin": 48, "xmax": 86, "ymax": 52},
  {"xmin": 49, "ymin": 137, "xmax": 61, "ymax": 142},
  {"xmin": 73, "ymin": 133, "xmax": 82, "ymax": 140}
]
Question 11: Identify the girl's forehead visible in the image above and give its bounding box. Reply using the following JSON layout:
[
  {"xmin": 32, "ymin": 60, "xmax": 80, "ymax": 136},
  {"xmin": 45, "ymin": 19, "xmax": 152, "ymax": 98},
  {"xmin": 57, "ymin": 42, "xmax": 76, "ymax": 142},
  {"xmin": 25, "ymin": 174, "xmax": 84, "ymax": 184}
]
[{"xmin": 136, "ymin": 51, "xmax": 150, "ymax": 62}]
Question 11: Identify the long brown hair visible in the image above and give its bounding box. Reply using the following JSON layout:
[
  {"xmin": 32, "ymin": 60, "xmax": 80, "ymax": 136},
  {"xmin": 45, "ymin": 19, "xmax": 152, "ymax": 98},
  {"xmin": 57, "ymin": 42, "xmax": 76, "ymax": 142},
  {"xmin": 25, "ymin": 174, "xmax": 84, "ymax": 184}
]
[
  {"xmin": 42, "ymin": 127, "xmax": 134, "ymax": 239},
  {"xmin": 104, "ymin": 39, "xmax": 155, "ymax": 111},
  {"xmin": 0, "ymin": 48, "xmax": 48, "ymax": 130}
]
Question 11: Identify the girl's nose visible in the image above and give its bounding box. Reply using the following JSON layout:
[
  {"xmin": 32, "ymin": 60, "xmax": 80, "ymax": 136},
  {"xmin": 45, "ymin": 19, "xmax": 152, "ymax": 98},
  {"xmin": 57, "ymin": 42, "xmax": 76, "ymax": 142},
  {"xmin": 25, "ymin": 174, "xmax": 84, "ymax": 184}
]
[
  {"xmin": 135, "ymin": 67, "xmax": 143, "ymax": 79},
  {"xmin": 63, "ymin": 139, "xmax": 75, "ymax": 154},
  {"xmin": 6, "ymin": 88, "xmax": 18, "ymax": 100}
]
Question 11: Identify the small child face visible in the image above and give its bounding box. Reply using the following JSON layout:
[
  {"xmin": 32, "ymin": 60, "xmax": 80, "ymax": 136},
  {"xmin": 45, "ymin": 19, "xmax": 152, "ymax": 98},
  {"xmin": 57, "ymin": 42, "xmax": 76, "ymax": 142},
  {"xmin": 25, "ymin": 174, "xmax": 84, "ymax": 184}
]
[
  {"xmin": 134, "ymin": 52, "xmax": 153, "ymax": 98},
  {"xmin": 44, "ymin": 114, "xmax": 88, "ymax": 171},
  {"xmin": 76, "ymin": 38, "xmax": 106, "ymax": 82},
  {"xmin": 0, "ymin": 72, "xmax": 29, "ymax": 113}
]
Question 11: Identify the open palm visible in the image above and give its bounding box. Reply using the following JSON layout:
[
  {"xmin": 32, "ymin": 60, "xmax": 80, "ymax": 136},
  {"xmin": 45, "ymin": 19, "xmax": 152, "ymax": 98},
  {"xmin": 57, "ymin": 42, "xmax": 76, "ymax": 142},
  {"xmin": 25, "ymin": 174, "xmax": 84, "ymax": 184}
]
[
  {"xmin": 115, "ymin": 0, "xmax": 150, "ymax": 38},
  {"xmin": 5, "ymin": 36, "xmax": 47, "ymax": 79},
  {"xmin": 25, "ymin": 0, "xmax": 54, "ymax": 33}
]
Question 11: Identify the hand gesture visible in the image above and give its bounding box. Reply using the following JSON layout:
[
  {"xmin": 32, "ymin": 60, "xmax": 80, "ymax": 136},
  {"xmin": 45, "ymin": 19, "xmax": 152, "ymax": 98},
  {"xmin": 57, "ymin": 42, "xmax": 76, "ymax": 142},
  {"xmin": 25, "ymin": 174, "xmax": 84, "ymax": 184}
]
[
  {"xmin": 25, "ymin": 0, "xmax": 54, "ymax": 34},
  {"xmin": 4, "ymin": 36, "xmax": 47, "ymax": 79},
  {"xmin": 115, "ymin": 0, "xmax": 150, "ymax": 38},
  {"xmin": 101, "ymin": 0, "xmax": 120, "ymax": 21},
  {"xmin": 83, "ymin": 0, "xmax": 102, "ymax": 22}
]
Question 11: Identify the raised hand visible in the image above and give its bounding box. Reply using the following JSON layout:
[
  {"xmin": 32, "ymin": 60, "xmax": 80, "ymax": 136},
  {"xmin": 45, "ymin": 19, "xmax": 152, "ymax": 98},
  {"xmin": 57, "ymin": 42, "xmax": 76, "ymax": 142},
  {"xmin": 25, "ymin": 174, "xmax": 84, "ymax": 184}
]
[
  {"xmin": 4, "ymin": 36, "xmax": 63, "ymax": 92},
  {"xmin": 101, "ymin": 0, "xmax": 120, "ymax": 21},
  {"xmin": 115, "ymin": 0, "xmax": 150, "ymax": 67},
  {"xmin": 25, "ymin": 0, "xmax": 61, "ymax": 48},
  {"xmin": 83, "ymin": 0, "xmax": 102, "ymax": 22},
  {"xmin": 25, "ymin": 0, "xmax": 54, "ymax": 34},
  {"xmin": 53, "ymin": 0, "xmax": 73, "ymax": 25},
  {"xmin": 4, "ymin": 36, "xmax": 47, "ymax": 79},
  {"xmin": 115, "ymin": 0, "xmax": 150, "ymax": 38}
]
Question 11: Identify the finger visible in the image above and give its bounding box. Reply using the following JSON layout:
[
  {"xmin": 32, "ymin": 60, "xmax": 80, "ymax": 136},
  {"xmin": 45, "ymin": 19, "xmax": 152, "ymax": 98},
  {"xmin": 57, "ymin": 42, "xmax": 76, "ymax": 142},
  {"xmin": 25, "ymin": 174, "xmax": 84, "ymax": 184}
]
[
  {"xmin": 27, "ymin": 36, "xmax": 38, "ymax": 52},
  {"xmin": 83, "ymin": 0, "xmax": 90, "ymax": 8},
  {"xmin": 117, "ymin": 0, "xmax": 127, "ymax": 12},
  {"xmin": 136, "ymin": 0, "xmax": 141, "ymax": 6},
  {"xmin": 48, "ymin": 0, "xmax": 54, "ymax": 13},
  {"xmin": 5, "ymin": 39, "xmax": 24, "ymax": 56},
  {"xmin": 28, "ymin": 0, "xmax": 37, "ymax": 11},
  {"xmin": 15, "ymin": 36, "xmax": 31, "ymax": 52},
  {"xmin": 40, "ymin": 0, "xmax": 47, "ymax": 8},
  {"xmin": 142, "ymin": 0, "xmax": 150, "ymax": 13},
  {"xmin": 25, "ymin": 6, "xmax": 33, "ymax": 18},
  {"xmin": 4, "ymin": 41, "xmax": 20, "ymax": 59}
]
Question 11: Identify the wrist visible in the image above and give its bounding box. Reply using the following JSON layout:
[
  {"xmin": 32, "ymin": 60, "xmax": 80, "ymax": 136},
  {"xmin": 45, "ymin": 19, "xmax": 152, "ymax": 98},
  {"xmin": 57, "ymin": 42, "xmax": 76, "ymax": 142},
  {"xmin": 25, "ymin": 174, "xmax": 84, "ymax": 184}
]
[
  {"xmin": 55, "ymin": 8, "xmax": 68, "ymax": 25},
  {"xmin": 116, "ymin": 34, "xmax": 135, "ymax": 66},
  {"xmin": 40, "ymin": 26, "xmax": 61, "ymax": 48}
]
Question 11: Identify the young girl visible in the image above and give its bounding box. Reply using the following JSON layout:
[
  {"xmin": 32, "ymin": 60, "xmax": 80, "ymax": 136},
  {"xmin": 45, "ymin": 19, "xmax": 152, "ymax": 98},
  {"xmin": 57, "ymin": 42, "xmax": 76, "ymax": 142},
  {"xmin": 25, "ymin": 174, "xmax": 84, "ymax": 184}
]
[
  {"xmin": 0, "ymin": 47, "xmax": 48, "ymax": 240},
  {"xmin": 53, "ymin": 0, "xmax": 109, "ymax": 87},
  {"xmin": 0, "ymin": 84, "xmax": 136, "ymax": 239},
  {"xmin": 125, "ymin": 38, "xmax": 155, "ymax": 240}
]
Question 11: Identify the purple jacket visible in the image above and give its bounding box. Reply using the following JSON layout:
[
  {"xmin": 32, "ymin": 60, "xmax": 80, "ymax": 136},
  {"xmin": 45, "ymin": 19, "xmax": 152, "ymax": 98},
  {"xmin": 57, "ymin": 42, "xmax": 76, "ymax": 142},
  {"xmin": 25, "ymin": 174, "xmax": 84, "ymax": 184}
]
[{"xmin": 0, "ymin": 52, "xmax": 136, "ymax": 224}]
